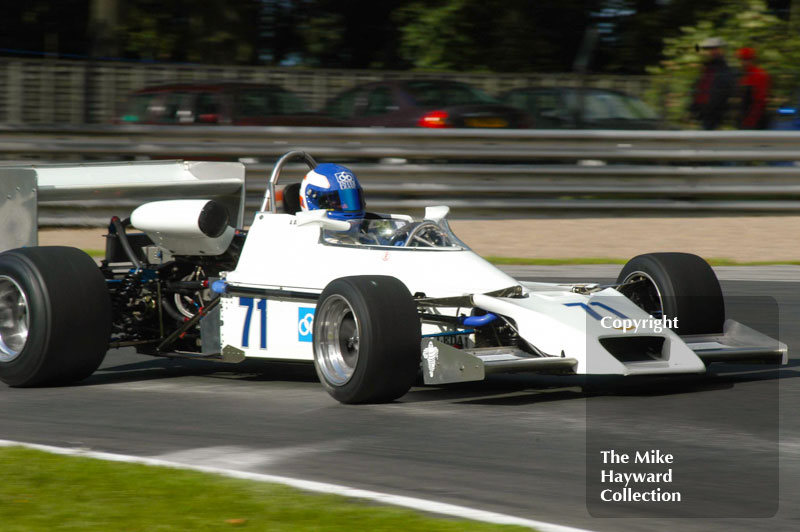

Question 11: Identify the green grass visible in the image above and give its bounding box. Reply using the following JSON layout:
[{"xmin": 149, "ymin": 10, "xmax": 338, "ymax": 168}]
[
  {"xmin": 83, "ymin": 248, "xmax": 105, "ymax": 258},
  {"xmin": 0, "ymin": 447, "xmax": 530, "ymax": 532},
  {"xmin": 485, "ymin": 256, "xmax": 800, "ymax": 266}
]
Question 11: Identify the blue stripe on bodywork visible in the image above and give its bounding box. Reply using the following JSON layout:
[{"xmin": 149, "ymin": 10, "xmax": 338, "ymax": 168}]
[
  {"xmin": 564, "ymin": 301, "xmax": 629, "ymax": 321},
  {"xmin": 590, "ymin": 301, "xmax": 629, "ymax": 319},
  {"xmin": 564, "ymin": 302, "xmax": 603, "ymax": 320}
]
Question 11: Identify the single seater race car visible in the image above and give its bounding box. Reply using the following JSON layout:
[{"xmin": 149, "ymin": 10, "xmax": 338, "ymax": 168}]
[{"xmin": 0, "ymin": 151, "xmax": 787, "ymax": 403}]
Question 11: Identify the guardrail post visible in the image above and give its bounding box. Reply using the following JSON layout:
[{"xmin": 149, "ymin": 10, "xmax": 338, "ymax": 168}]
[{"xmin": 6, "ymin": 62, "xmax": 24, "ymax": 124}]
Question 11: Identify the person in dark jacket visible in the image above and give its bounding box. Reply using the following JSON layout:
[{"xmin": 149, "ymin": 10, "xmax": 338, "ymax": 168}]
[
  {"xmin": 689, "ymin": 38, "xmax": 736, "ymax": 130},
  {"xmin": 736, "ymin": 47, "xmax": 771, "ymax": 129}
]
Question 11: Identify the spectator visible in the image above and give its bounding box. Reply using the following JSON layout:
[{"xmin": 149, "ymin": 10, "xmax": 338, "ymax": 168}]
[
  {"xmin": 736, "ymin": 47, "xmax": 771, "ymax": 129},
  {"xmin": 689, "ymin": 37, "xmax": 736, "ymax": 130}
]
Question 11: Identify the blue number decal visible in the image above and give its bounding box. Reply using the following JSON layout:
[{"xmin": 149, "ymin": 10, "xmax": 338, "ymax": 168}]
[
  {"xmin": 240, "ymin": 297, "xmax": 254, "ymax": 347},
  {"xmin": 240, "ymin": 297, "xmax": 268, "ymax": 349},
  {"xmin": 257, "ymin": 298, "xmax": 267, "ymax": 349}
]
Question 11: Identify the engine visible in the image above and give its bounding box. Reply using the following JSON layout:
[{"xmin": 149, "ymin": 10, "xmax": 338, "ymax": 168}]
[{"xmin": 100, "ymin": 201, "xmax": 243, "ymax": 355}]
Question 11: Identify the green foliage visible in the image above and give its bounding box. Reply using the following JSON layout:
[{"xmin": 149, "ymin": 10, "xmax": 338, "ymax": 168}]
[
  {"xmin": 646, "ymin": 0, "xmax": 800, "ymax": 126},
  {"xmin": 118, "ymin": 0, "xmax": 261, "ymax": 64},
  {"xmin": 295, "ymin": 0, "xmax": 408, "ymax": 69},
  {"xmin": 0, "ymin": 1, "xmax": 89, "ymax": 56},
  {"xmin": 396, "ymin": 0, "xmax": 598, "ymax": 72},
  {"xmin": 4, "ymin": 0, "xmax": 792, "ymax": 77},
  {"xmin": 395, "ymin": 0, "xmax": 489, "ymax": 71},
  {"xmin": 0, "ymin": 447, "xmax": 529, "ymax": 531}
]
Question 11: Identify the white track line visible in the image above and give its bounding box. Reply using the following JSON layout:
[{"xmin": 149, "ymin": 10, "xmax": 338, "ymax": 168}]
[{"xmin": 0, "ymin": 439, "xmax": 595, "ymax": 532}]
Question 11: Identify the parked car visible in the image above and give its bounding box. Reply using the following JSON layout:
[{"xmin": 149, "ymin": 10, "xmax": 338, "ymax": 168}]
[
  {"xmin": 323, "ymin": 79, "xmax": 531, "ymax": 128},
  {"xmin": 498, "ymin": 87, "xmax": 663, "ymax": 129},
  {"xmin": 115, "ymin": 82, "xmax": 339, "ymax": 126}
]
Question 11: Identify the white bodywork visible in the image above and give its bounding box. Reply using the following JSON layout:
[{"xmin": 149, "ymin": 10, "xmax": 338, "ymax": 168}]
[
  {"xmin": 131, "ymin": 200, "xmax": 235, "ymax": 256},
  {"xmin": 215, "ymin": 207, "xmax": 734, "ymax": 376},
  {"xmin": 102, "ymin": 153, "xmax": 785, "ymax": 381},
  {"xmin": 2, "ymin": 154, "xmax": 783, "ymax": 388}
]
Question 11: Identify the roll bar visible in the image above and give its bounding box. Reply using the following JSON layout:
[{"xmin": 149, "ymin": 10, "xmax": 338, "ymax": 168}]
[{"xmin": 260, "ymin": 151, "xmax": 318, "ymax": 213}]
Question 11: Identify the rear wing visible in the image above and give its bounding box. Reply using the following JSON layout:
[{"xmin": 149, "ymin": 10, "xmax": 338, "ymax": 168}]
[{"xmin": 0, "ymin": 160, "xmax": 246, "ymax": 252}]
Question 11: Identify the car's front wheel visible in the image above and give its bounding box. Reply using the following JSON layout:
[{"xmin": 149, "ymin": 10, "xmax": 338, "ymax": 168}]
[
  {"xmin": 0, "ymin": 246, "xmax": 111, "ymax": 387},
  {"xmin": 616, "ymin": 252, "xmax": 724, "ymax": 335},
  {"xmin": 313, "ymin": 275, "xmax": 420, "ymax": 404}
]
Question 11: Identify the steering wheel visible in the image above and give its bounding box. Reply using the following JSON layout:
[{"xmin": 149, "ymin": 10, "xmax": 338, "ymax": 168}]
[{"xmin": 388, "ymin": 221, "xmax": 445, "ymax": 247}]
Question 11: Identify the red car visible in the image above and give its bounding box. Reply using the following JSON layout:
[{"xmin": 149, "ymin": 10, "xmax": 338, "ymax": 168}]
[
  {"xmin": 116, "ymin": 82, "xmax": 339, "ymax": 126},
  {"xmin": 324, "ymin": 79, "xmax": 532, "ymax": 128}
]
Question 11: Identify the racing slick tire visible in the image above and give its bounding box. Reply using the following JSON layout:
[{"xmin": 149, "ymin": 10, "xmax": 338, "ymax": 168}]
[
  {"xmin": 0, "ymin": 246, "xmax": 111, "ymax": 387},
  {"xmin": 313, "ymin": 275, "xmax": 421, "ymax": 404},
  {"xmin": 616, "ymin": 252, "xmax": 724, "ymax": 335}
]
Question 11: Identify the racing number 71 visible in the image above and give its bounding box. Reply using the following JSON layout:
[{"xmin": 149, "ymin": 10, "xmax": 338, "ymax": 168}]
[{"xmin": 240, "ymin": 297, "xmax": 267, "ymax": 349}]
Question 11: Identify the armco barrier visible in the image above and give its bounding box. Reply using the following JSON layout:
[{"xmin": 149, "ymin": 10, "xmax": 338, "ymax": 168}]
[{"xmin": 2, "ymin": 126, "xmax": 800, "ymax": 224}]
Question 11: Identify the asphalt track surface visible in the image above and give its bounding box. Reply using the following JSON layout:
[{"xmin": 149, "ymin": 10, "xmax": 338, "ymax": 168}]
[{"xmin": 2, "ymin": 268, "xmax": 799, "ymax": 532}]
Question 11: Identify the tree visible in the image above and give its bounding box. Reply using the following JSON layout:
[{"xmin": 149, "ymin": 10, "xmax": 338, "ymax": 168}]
[
  {"xmin": 393, "ymin": 0, "xmax": 739, "ymax": 74},
  {"xmin": 395, "ymin": 0, "xmax": 600, "ymax": 72},
  {"xmin": 117, "ymin": 0, "xmax": 261, "ymax": 64},
  {"xmin": 258, "ymin": 0, "xmax": 304, "ymax": 65},
  {"xmin": 0, "ymin": 1, "xmax": 89, "ymax": 58},
  {"xmin": 293, "ymin": 0, "xmax": 409, "ymax": 69},
  {"xmin": 646, "ymin": 0, "xmax": 800, "ymax": 126},
  {"xmin": 593, "ymin": 0, "xmax": 728, "ymax": 74}
]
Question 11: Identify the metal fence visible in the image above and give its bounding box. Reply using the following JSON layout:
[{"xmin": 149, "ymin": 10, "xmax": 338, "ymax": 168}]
[
  {"xmin": 0, "ymin": 57, "xmax": 653, "ymax": 125},
  {"xmin": 2, "ymin": 125, "xmax": 800, "ymax": 223}
]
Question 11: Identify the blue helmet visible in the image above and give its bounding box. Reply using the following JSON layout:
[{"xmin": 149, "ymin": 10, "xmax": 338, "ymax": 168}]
[{"xmin": 299, "ymin": 163, "xmax": 365, "ymax": 220}]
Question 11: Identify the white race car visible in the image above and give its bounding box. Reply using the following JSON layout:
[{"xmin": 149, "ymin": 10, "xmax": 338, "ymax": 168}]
[{"xmin": 0, "ymin": 151, "xmax": 787, "ymax": 403}]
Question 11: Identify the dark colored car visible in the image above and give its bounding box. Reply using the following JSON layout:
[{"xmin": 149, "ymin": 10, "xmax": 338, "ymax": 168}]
[
  {"xmin": 498, "ymin": 87, "xmax": 663, "ymax": 129},
  {"xmin": 115, "ymin": 82, "xmax": 339, "ymax": 126},
  {"xmin": 324, "ymin": 79, "xmax": 531, "ymax": 128}
]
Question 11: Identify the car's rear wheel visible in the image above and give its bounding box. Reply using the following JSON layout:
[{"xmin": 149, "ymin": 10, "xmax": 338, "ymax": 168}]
[
  {"xmin": 313, "ymin": 275, "xmax": 420, "ymax": 404},
  {"xmin": 616, "ymin": 252, "xmax": 724, "ymax": 335},
  {"xmin": 0, "ymin": 246, "xmax": 111, "ymax": 387}
]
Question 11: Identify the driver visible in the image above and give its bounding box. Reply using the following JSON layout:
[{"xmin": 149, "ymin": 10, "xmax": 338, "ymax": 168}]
[
  {"xmin": 299, "ymin": 163, "xmax": 365, "ymax": 220},
  {"xmin": 299, "ymin": 164, "xmax": 440, "ymax": 247}
]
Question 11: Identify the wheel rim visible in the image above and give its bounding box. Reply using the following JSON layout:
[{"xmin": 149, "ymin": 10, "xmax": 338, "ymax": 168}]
[
  {"xmin": 315, "ymin": 295, "xmax": 360, "ymax": 386},
  {"xmin": 619, "ymin": 271, "xmax": 664, "ymax": 318},
  {"xmin": 0, "ymin": 276, "xmax": 29, "ymax": 362}
]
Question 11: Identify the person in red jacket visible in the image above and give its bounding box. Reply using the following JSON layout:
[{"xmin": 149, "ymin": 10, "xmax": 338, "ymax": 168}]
[{"xmin": 736, "ymin": 47, "xmax": 771, "ymax": 129}]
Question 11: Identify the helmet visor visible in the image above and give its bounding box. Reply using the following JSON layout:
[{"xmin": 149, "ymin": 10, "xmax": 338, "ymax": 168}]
[{"xmin": 316, "ymin": 188, "xmax": 365, "ymax": 213}]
